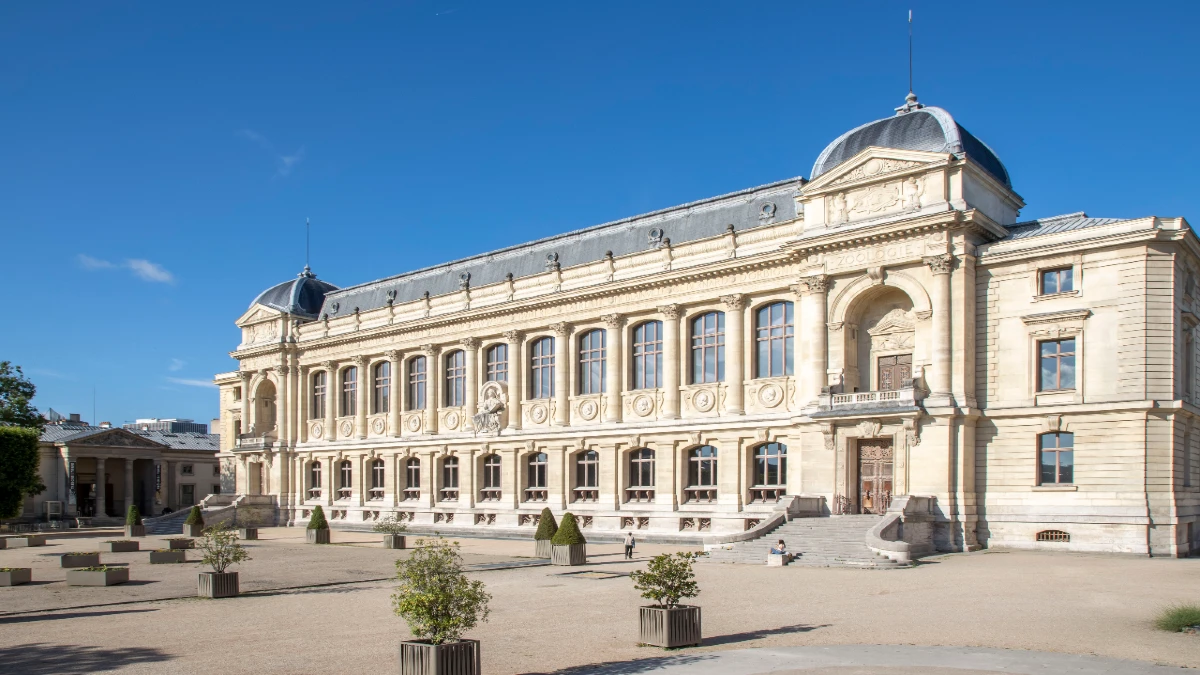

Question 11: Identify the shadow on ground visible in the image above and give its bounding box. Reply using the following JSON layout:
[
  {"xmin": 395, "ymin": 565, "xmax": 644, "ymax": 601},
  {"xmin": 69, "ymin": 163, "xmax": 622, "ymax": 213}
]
[
  {"xmin": 703, "ymin": 622, "xmax": 828, "ymax": 646},
  {"xmin": 0, "ymin": 642, "xmax": 173, "ymax": 674},
  {"xmin": 0, "ymin": 608, "xmax": 159, "ymax": 626}
]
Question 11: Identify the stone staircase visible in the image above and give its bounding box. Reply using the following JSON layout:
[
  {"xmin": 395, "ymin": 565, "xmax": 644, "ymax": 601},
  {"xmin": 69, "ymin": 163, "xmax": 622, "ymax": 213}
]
[
  {"xmin": 144, "ymin": 509, "xmax": 190, "ymax": 535},
  {"xmin": 705, "ymin": 515, "xmax": 909, "ymax": 568}
]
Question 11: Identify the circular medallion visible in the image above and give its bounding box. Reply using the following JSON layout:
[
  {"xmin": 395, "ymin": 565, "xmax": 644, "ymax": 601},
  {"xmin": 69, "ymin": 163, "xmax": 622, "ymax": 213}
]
[
  {"xmin": 579, "ymin": 400, "xmax": 598, "ymax": 421},
  {"xmin": 633, "ymin": 395, "xmax": 654, "ymax": 416},
  {"xmin": 530, "ymin": 404, "xmax": 548, "ymax": 423},
  {"xmin": 758, "ymin": 384, "xmax": 783, "ymax": 408},
  {"xmin": 445, "ymin": 411, "xmax": 460, "ymax": 430},
  {"xmin": 407, "ymin": 415, "xmax": 421, "ymax": 432},
  {"xmin": 693, "ymin": 390, "xmax": 715, "ymax": 412},
  {"xmin": 371, "ymin": 417, "xmax": 386, "ymax": 434},
  {"xmin": 339, "ymin": 421, "xmax": 353, "ymax": 438},
  {"xmin": 311, "ymin": 423, "xmax": 323, "ymax": 439}
]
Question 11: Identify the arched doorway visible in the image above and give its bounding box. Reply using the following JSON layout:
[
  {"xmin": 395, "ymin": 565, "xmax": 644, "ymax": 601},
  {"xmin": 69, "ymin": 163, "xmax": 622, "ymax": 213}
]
[
  {"xmin": 842, "ymin": 287, "xmax": 922, "ymax": 393},
  {"xmin": 253, "ymin": 379, "xmax": 277, "ymax": 436}
]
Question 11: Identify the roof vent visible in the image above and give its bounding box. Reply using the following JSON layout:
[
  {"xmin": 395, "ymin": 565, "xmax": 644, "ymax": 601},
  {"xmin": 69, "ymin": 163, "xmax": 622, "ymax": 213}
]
[{"xmin": 647, "ymin": 228, "xmax": 665, "ymax": 248}]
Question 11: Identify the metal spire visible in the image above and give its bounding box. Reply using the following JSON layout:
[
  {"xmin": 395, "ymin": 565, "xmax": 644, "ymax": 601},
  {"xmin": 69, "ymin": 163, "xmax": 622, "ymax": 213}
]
[{"xmin": 895, "ymin": 10, "xmax": 924, "ymax": 115}]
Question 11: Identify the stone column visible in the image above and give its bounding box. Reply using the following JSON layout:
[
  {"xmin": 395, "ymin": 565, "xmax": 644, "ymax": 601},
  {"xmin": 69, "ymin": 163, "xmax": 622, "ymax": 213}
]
[
  {"xmin": 461, "ymin": 450, "xmax": 476, "ymax": 508},
  {"xmin": 462, "ymin": 338, "xmax": 481, "ymax": 425},
  {"xmin": 354, "ymin": 356, "xmax": 369, "ymax": 439},
  {"xmin": 386, "ymin": 350, "xmax": 402, "ymax": 437},
  {"xmin": 721, "ymin": 294, "xmax": 748, "ymax": 414},
  {"xmin": 94, "ymin": 457, "xmax": 107, "ymax": 518},
  {"xmin": 283, "ymin": 363, "xmax": 295, "ymax": 446},
  {"xmin": 298, "ymin": 365, "xmax": 310, "ymax": 444},
  {"xmin": 550, "ymin": 322, "xmax": 572, "ymax": 426},
  {"xmin": 239, "ymin": 371, "xmax": 252, "ymax": 442},
  {"xmin": 924, "ymin": 254, "xmax": 953, "ymax": 399},
  {"xmin": 658, "ymin": 304, "xmax": 683, "ymax": 419},
  {"xmin": 123, "ymin": 458, "xmax": 135, "ymax": 517},
  {"xmin": 794, "ymin": 275, "xmax": 829, "ymax": 406},
  {"xmin": 322, "ymin": 361, "xmax": 336, "ymax": 442},
  {"xmin": 356, "ymin": 454, "xmax": 366, "ymax": 507},
  {"xmin": 422, "ymin": 345, "xmax": 440, "ymax": 434},
  {"xmin": 504, "ymin": 331, "xmax": 523, "ymax": 431},
  {"xmin": 602, "ymin": 314, "xmax": 625, "ymax": 423}
]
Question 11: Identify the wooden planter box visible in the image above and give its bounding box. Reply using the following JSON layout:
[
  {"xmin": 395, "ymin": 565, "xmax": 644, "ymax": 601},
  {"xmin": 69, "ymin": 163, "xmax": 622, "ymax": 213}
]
[
  {"xmin": 101, "ymin": 541, "xmax": 140, "ymax": 553},
  {"xmin": 61, "ymin": 552, "xmax": 101, "ymax": 568},
  {"xmin": 551, "ymin": 543, "xmax": 586, "ymax": 566},
  {"xmin": 125, "ymin": 525, "xmax": 146, "ymax": 538},
  {"xmin": 66, "ymin": 568, "xmax": 129, "ymax": 586},
  {"xmin": 639, "ymin": 605, "xmax": 702, "ymax": 648},
  {"xmin": 398, "ymin": 639, "xmax": 480, "ymax": 675},
  {"xmin": 198, "ymin": 571, "xmax": 239, "ymax": 598},
  {"xmin": 383, "ymin": 534, "xmax": 407, "ymax": 549},
  {"xmin": 150, "ymin": 550, "xmax": 187, "ymax": 564},
  {"xmin": 534, "ymin": 539, "xmax": 552, "ymax": 558},
  {"xmin": 168, "ymin": 538, "xmax": 194, "ymax": 550},
  {"xmin": 0, "ymin": 568, "xmax": 32, "ymax": 586},
  {"xmin": 183, "ymin": 523, "xmax": 205, "ymax": 537},
  {"xmin": 239, "ymin": 528, "xmax": 258, "ymax": 540},
  {"xmin": 306, "ymin": 528, "xmax": 330, "ymax": 544}
]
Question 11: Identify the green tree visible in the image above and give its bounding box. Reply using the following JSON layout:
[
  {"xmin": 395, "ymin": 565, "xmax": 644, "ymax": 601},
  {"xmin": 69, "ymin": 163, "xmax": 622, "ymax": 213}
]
[
  {"xmin": 0, "ymin": 426, "xmax": 45, "ymax": 519},
  {"xmin": 308, "ymin": 505, "xmax": 329, "ymax": 529},
  {"xmin": 198, "ymin": 525, "xmax": 251, "ymax": 574},
  {"xmin": 125, "ymin": 504, "xmax": 142, "ymax": 526},
  {"xmin": 533, "ymin": 507, "xmax": 557, "ymax": 540},
  {"xmin": 550, "ymin": 512, "xmax": 586, "ymax": 546},
  {"xmin": 184, "ymin": 505, "xmax": 205, "ymax": 526},
  {"xmin": 0, "ymin": 362, "xmax": 44, "ymax": 431},
  {"xmin": 630, "ymin": 552, "xmax": 702, "ymax": 608},
  {"xmin": 392, "ymin": 537, "xmax": 491, "ymax": 644}
]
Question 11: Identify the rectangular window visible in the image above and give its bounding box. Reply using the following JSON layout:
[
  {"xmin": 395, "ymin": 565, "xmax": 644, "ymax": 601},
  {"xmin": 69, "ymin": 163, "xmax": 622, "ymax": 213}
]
[
  {"xmin": 212, "ymin": 484, "xmax": 221, "ymax": 495},
  {"xmin": 486, "ymin": 344, "xmax": 508, "ymax": 382},
  {"xmin": 1038, "ymin": 339, "xmax": 1076, "ymax": 391},
  {"xmin": 181, "ymin": 484, "xmax": 196, "ymax": 506},
  {"xmin": 181, "ymin": 464, "xmax": 194, "ymax": 476},
  {"xmin": 632, "ymin": 321, "xmax": 663, "ymax": 390},
  {"xmin": 312, "ymin": 371, "xmax": 327, "ymax": 418},
  {"xmin": 1040, "ymin": 267, "xmax": 1074, "ymax": 295},
  {"xmin": 1039, "ymin": 432, "xmax": 1074, "ymax": 485},
  {"xmin": 408, "ymin": 357, "xmax": 427, "ymax": 411}
]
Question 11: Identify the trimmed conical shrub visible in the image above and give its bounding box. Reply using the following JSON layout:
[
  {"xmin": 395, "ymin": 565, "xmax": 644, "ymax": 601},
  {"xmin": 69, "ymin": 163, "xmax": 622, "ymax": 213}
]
[
  {"xmin": 308, "ymin": 505, "xmax": 329, "ymax": 530},
  {"xmin": 125, "ymin": 505, "xmax": 142, "ymax": 526},
  {"xmin": 551, "ymin": 512, "xmax": 586, "ymax": 546},
  {"xmin": 533, "ymin": 507, "xmax": 558, "ymax": 540},
  {"xmin": 184, "ymin": 505, "xmax": 204, "ymax": 526}
]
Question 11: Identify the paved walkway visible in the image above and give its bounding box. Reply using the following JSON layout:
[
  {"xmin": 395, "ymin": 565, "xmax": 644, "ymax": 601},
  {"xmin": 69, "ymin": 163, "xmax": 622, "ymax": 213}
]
[{"xmin": 554, "ymin": 645, "xmax": 1192, "ymax": 674}]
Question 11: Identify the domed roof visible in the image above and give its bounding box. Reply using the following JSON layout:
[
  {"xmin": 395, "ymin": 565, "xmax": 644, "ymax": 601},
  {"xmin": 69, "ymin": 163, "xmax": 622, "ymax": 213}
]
[
  {"xmin": 250, "ymin": 267, "xmax": 338, "ymax": 319},
  {"xmin": 812, "ymin": 95, "xmax": 1010, "ymax": 188}
]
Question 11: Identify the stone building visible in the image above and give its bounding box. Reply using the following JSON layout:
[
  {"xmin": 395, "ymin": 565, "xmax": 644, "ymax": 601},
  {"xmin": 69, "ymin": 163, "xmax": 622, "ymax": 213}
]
[{"xmin": 216, "ymin": 95, "xmax": 1199, "ymax": 557}]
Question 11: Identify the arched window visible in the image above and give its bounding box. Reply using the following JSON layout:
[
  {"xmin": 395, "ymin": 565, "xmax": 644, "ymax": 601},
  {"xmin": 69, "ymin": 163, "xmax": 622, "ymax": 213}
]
[
  {"xmin": 1039, "ymin": 432, "xmax": 1074, "ymax": 485},
  {"xmin": 751, "ymin": 442, "xmax": 787, "ymax": 502},
  {"xmin": 440, "ymin": 457, "xmax": 459, "ymax": 501},
  {"xmin": 627, "ymin": 448, "xmax": 655, "ymax": 503},
  {"xmin": 578, "ymin": 329, "xmax": 606, "ymax": 394},
  {"xmin": 341, "ymin": 367, "xmax": 358, "ymax": 417},
  {"xmin": 574, "ymin": 450, "xmax": 599, "ymax": 502},
  {"xmin": 309, "ymin": 461, "xmax": 322, "ymax": 499},
  {"xmin": 691, "ymin": 312, "xmax": 725, "ymax": 384},
  {"xmin": 530, "ymin": 336, "xmax": 555, "ymax": 399},
  {"xmin": 632, "ymin": 321, "xmax": 663, "ymax": 390},
  {"xmin": 407, "ymin": 356, "xmax": 427, "ymax": 411},
  {"xmin": 311, "ymin": 371, "xmax": 327, "ymax": 418},
  {"xmin": 486, "ymin": 344, "xmax": 508, "ymax": 382},
  {"xmin": 403, "ymin": 458, "xmax": 421, "ymax": 500},
  {"xmin": 337, "ymin": 460, "xmax": 352, "ymax": 499},
  {"xmin": 369, "ymin": 459, "xmax": 385, "ymax": 499},
  {"xmin": 372, "ymin": 362, "xmax": 391, "ymax": 414},
  {"xmin": 481, "ymin": 455, "xmax": 502, "ymax": 501},
  {"xmin": 445, "ymin": 350, "xmax": 466, "ymax": 407},
  {"xmin": 755, "ymin": 302, "xmax": 794, "ymax": 378},
  {"xmin": 526, "ymin": 453, "xmax": 548, "ymax": 501},
  {"xmin": 686, "ymin": 446, "xmax": 718, "ymax": 503}
]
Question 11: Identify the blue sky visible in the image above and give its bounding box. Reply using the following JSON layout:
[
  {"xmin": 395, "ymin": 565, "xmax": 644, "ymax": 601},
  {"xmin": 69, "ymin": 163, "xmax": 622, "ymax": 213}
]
[{"xmin": 2, "ymin": 1, "xmax": 1197, "ymax": 429}]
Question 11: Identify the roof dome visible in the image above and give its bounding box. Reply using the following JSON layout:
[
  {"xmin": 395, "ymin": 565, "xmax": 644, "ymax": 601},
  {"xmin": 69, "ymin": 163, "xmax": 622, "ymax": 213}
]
[
  {"xmin": 812, "ymin": 94, "xmax": 1010, "ymax": 188},
  {"xmin": 250, "ymin": 266, "xmax": 338, "ymax": 319}
]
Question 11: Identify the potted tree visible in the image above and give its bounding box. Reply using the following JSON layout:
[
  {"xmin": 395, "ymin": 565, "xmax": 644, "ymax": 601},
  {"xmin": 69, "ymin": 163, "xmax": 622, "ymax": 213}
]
[
  {"xmin": 306, "ymin": 505, "xmax": 331, "ymax": 544},
  {"xmin": 374, "ymin": 515, "xmax": 408, "ymax": 549},
  {"xmin": 533, "ymin": 507, "xmax": 557, "ymax": 558},
  {"xmin": 550, "ymin": 512, "xmax": 586, "ymax": 566},
  {"xmin": 124, "ymin": 505, "xmax": 146, "ymax": 538},
  {"xmin": 197, "ymin": 525, "xmax": 250, "ymax": 598},
  {"xmin": 183, "ymin": 505, "xmax": 205, "ymax": 536},
  {"xmin": 393, "ymin": 537, "xmax": 490, "ymax": 675},
  {"xmin": 630, "ymin": 552, "xmax": 703, "ymax": 648}
]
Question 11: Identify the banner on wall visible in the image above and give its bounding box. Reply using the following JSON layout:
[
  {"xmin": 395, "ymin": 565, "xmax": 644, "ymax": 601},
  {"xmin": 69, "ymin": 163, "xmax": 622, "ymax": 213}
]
[{"xmin": 67, "ymin": 461, "xmax": 76, "ymax": 505}]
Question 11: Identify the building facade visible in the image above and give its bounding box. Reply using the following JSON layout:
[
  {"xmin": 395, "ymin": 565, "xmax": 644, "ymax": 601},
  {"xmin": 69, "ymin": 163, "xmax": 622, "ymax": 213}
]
[
  {"xmin": 216, "ymin": 96, "xmax": 1199, "ymax": 557},
  {"xmin": 123, "ymin": 418, "xmax": 210, "ymax": 434}
]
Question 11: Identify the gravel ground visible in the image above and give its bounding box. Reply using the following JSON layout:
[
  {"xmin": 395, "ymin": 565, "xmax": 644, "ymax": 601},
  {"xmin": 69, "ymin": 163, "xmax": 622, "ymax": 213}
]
[{"xmin": 1, "ymin": 530, "xmax": 1197, "ymax": 674}]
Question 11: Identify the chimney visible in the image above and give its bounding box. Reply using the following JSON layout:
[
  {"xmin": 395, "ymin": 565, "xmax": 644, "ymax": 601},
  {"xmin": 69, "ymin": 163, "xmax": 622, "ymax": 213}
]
[{"xmin": 69, "ymin": 413, "xmax": 81, "ymax": 423}]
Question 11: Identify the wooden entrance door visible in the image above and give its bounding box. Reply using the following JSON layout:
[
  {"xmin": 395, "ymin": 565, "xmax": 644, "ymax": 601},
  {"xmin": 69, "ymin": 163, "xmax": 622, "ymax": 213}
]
[
  {"xmin": 877, "ymin": 354, "xmax": 912, "ymax": 391},
  {"xmin": 858, "ymin": 439, "xmax": 894, "ymax": 515}
]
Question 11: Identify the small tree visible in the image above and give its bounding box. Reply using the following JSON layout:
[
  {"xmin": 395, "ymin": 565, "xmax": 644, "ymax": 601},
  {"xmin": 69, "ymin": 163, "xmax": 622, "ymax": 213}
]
[
  {"xmin": 0, "ymin": 362, "xmax": 45, "ymax": 431},
  {"xmin": 551, "ymin": 512, "xmax": 586, "ymax": 546},
  {"xmin": 0, "ymin": 426, "xmax": 44, "ymax": 519},
  {"xmin": 125, "ymin": 505, "xmax": 142, "ymax": 526},
  {"xmin": 373, "ymin": 515, "xmax": 408, "ymax": 535},
  {"xmin": 308, "ymin": 505, "xmax": 329, "ymax": 530},
  {"xmin": 533, "ymin": 507, "xmax": 557, "ymax": 540},
  {"xmin": 630, "ymin": 552, "xmax": 702, "ymax": 608},
  {"xmin": 197, "ymin": 525, "xmax": 251, "ymax": 574},
  {"xmin": 392, "ymin": 537, "xmax": 491, "ymax": 645},
  {"xmin": 184, "ymin": 505, "xmax": 204, "ymax": 526}
]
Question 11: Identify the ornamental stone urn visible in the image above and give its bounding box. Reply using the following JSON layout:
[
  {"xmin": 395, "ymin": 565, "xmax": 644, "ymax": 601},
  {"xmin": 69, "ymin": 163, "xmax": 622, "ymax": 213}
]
[
  {"xmin": 101, "ymin": 541, "xmax": 140, "ymax": 553},
  {"xmin": 383, "ymin": 534, "xmax": 406, "ymax": 549},
  {"xmin": 639, "ymin": 605, "xmax": 702, "ymax": 648},
  {"xmin": 0, "ymin": 568, "xmax": 32, "ymax": 586},
  {"xmin": 66, "ymin": 567, "xmax": 129, "ymax": 586},
  {"xmin": 238, "ymin": 528, "xmax": 258, "ymax": 540},
  {"xmin": 60, "ymin": 552, "xmax": 101, "ymax": 568},
  {"xmin": 124, "ymin": 525, "xmax": 146, "ymax": 538},
  {"xmin": 150, "ymin": 550, "xmax": 187, "ymax": 564},
  {"xmin": 551, "ymin": 543, "xmax": 586, "ymax": 566},
  {"xmin": 198, "ymin": 571, "xmax": 239, "ymax": 598},
  {"xmin": 306, "ymin": 528, "xmax": 331, "ymax": 544},
  {"xmin": 398, "ymin": 639, "xmax": 480, "ymax": 675}
]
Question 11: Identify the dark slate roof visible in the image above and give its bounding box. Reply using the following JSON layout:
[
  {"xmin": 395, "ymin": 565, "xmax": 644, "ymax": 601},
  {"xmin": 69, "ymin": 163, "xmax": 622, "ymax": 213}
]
[
  {"xmin": 39, "ymin": 424, "xmax": 95, "ymax": 443},
  {"xmin": 39, "ymin": 425, "xmax": 219, "ymax": 452},
  {"xmin": 1002, "ymin": 212, "xmax": 1128, "ymax": 240},
  {"xmin": 251, "ymin": 267, "xmax": 339, "ymax": 320},
  {"xmin": 812, "ymin": 103, "xmax": 1011, "ymax": 188},
  {"xmin": 318, "ymin": 177, "xmax": 801, "ymax": 319}
]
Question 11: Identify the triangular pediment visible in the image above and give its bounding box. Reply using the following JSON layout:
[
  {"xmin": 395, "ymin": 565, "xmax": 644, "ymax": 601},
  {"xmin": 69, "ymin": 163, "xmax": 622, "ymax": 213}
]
[
  {"xmin": 236, "ymin": 305, "xmax": 283, "ymax": 328},
  {"xmin": 58, "ymin": 428, "xmax": 169, "ymax": 450},
  {"xmin": 803, "ymin": 147, "xmax": 948, "ymax": 194}
]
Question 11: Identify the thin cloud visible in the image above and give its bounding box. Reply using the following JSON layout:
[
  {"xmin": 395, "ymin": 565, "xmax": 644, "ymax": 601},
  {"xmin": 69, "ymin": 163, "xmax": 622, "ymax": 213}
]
[
  {"xmin": 78, "ymin": 254, "xmax": 116, "ymax": 270},
  {"xmin": 277, "ymin": 148, "xmax": 306, "ymax": 176},
  {"xmin": 78, "ymin": 255, "xmax": 176, "ymax": 284},
  {"xmin": 167, "ymin": 377, "xmax": 217, "ymax": 388},
  {"xmin": 168, "ymin": 358, "xmax": 185, "ymax": 372},
  {"xmin": 239, "ymin": 128, "xmax": 305, "ymax": 178},
  {"xmin": 29, "ymin": 368, "xmax": 74, "ymax": 381}
]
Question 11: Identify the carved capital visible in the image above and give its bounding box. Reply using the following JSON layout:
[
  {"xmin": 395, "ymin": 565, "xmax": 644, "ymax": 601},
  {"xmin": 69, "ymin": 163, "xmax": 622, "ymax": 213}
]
[
  {"xmin": 549, "ymin": 322, "xmax": 572, "ymax": 337},
  {"xmin": 601, "ymin": 313, "xmax": 626, "ymax": 329},
  {"xmin": 320, "ymin": 360, "xmax": 335, "ymax": 372},
  {"xmin": 720, "ymin": 293, "xmax": 748, "ymax": 310},
  {"xmin": 239, "ymin": 371, "xmax": 252, "ymax": 383},
  {"xmin": 793, "ymin": 274, "xmax": 829, "ymax": 296},
  {"xmin": 502, "ymin": 330, "xmax": 524, "ymax": 343},
  {"xmin": 657, "ymin": 303, "xmax": 683, "ymax": 320},
  {"xmin": 419, "ymin": 344, "xmax": 441, "ymax": 357},
  {"xmin": 923, "ymin": 254, "xmax": 953, "ymax": 275},
  {"xmin": 351, "ymin": 355, "xmax": 367, "ymax": 368},
  {"xmin": 273, "ymin": 365, "xmax": 288, "ymax": 377},
  {"xmin": 384, "ymin": 349, "xmax": 400, "ymax": 362},
  {"xmin": 460, "ymin": 337, "xmax": 481, "ymax": 350}
]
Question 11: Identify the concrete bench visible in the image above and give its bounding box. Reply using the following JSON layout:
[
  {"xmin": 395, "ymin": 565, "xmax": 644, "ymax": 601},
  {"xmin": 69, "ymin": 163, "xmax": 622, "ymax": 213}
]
[{"xmin": 766, "ymin": 552, "xmax": 793, "ymax": 566}]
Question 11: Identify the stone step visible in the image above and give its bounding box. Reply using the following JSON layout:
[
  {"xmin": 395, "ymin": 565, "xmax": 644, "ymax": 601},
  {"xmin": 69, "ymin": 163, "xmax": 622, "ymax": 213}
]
[{"xmin": 702, "ymin": 514, "xmax": 909, "ymax": 569}]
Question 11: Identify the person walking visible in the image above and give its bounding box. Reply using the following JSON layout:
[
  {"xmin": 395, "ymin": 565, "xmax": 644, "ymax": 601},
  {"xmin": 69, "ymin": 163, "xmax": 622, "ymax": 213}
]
[{"xmin": 623, "ymin": 531, "xmax": 636, "ymax": 560}]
